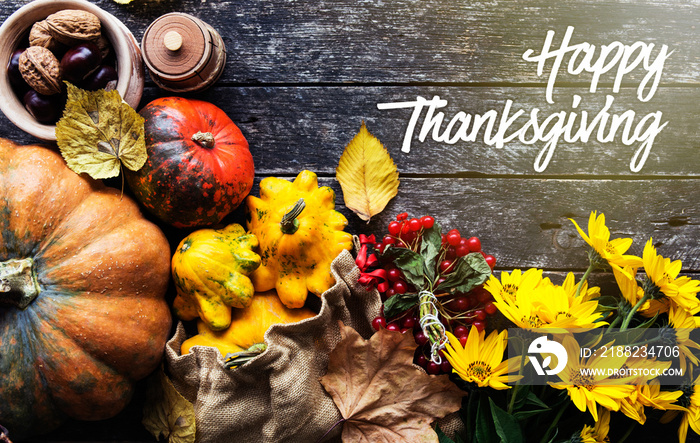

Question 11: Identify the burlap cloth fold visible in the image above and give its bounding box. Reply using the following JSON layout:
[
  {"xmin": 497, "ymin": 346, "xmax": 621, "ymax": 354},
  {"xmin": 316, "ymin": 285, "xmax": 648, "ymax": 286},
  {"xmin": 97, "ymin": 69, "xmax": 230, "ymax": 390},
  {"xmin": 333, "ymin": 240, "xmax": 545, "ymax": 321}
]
[
  {"xmin": 166, "ymin": 249, "xmax": 464, "ymax": 442},
  {"xmin": 165, "ymin": 250, "xmax": 382, "ymax": 442}
]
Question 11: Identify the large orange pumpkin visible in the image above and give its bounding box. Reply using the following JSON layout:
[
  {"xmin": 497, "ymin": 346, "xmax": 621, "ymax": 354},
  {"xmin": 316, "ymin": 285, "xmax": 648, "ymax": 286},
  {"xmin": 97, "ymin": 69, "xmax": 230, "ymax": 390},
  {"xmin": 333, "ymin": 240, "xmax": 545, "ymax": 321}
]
[{"xmin": 0, "ymin": 139, "xmax": 172, "ymax": 439}]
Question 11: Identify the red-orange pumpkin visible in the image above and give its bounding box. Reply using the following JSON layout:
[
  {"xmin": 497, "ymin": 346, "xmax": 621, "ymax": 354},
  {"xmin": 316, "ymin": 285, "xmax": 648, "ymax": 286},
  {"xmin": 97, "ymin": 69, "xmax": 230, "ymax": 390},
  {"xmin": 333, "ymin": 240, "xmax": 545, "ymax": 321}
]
[
  {"xmin": 125, "ymin": 97, "xmax": 255, "ymax": 228},
  {"xmin": 0, "ymin": 139, "xmax": 172, "ymax": 439}
]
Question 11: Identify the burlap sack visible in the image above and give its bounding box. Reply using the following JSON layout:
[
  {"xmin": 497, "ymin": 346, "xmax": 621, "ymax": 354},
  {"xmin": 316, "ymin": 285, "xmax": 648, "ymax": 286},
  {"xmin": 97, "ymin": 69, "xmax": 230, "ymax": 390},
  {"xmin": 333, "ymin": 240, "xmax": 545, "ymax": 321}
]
[{"xmin": 165, "ymin": 249, "xmax": 382, "ymax": 443}]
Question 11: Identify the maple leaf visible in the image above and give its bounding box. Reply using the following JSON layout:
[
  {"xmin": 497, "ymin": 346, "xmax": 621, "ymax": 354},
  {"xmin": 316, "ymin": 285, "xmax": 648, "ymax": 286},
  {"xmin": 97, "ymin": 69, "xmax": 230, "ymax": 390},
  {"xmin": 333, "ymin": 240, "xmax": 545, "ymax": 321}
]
[
  {"xmin": 336, "ymin": 122, "xmax": 399, "ymax": 222},
  {"xmin": 142, "ymin": 368, "xmax": 196, "ymax": 443},
  {"xmin": 56, "ymin": 82, "xmax": 146, "ymax": 180},
  {"xmin": 320, "ymin": 323, "xmax": 465, "ymax": 443}
]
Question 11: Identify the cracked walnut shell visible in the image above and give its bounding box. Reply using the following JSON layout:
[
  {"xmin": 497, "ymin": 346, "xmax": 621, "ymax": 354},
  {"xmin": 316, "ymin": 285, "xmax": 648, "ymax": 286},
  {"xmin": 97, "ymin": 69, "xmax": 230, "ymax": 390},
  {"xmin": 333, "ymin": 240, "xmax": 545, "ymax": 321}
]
[
  {"xmin": 46, "ymin": 10, "xmax": 101, "ymax": 46},
  {"xmin": 19, "ymin": 46, "xmax": 62, "ymax": 96}
]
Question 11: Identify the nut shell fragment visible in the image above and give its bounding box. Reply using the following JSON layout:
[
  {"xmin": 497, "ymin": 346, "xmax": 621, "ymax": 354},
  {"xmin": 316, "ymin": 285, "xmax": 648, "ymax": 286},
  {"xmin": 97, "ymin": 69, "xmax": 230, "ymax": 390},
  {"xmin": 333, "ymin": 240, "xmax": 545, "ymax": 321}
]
[
  {"xmin": 92, "ymin": 34, "xmax": 111, "ymax": 60},
  {"xmin": 46, "ymin": 9, "xmax": 101, "ymax": 46},
  {"xmin": 19, "ymin": 46, "xmax": 62, "ymax": 96}
]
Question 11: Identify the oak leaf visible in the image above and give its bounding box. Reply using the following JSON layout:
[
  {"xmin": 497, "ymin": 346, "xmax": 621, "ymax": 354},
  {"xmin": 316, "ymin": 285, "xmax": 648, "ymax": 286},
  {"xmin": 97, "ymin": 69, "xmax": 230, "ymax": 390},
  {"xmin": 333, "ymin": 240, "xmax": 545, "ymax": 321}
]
[
  {"xmin": 56, "ymin": 82, "xmax": 146, "ymax": 180},
  {"xmin": 336, "ymin": 122, "xmax": 399, "ymax": 221},
  {"xmin": 320, "ymin": 323, "xmax": 465, "ymax": 443}
]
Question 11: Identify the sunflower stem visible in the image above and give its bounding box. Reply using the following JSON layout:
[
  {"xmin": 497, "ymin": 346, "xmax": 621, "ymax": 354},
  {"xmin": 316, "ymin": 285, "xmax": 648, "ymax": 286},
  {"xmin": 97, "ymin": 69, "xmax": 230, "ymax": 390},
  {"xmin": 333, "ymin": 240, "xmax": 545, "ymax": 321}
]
[
  {"xmin": 465, "ymin": 389, "xmax": 478, "ymax": 443},
  {"xmin": 617, "ymin": 420, "xmax": 636, "ymax": 443},
  {"xmin": 539, "ymin": 401, "xmax": 568, "ymax": 443},
  {"xmin": 575, "ymin": 262, "xmax": 594, "ymax": 298},
  {"xmin": 606, "ymin": 314, "xmax": 623, "ymax": 331},
  {"xmin": 620, "ymin": 292, "xmax": 651, "ymax": 331},
  {"xmin": 508, "ymin": 349, "xmax": 527, "ymax": 414}
]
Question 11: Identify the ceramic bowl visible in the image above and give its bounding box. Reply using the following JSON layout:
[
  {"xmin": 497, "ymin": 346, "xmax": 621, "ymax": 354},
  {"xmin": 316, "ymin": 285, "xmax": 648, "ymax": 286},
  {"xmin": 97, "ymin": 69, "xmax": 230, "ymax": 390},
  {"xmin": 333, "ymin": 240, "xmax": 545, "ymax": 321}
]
[{"xmin": 0, "ymin": 0, "xmax": 144, "ymax": 140}]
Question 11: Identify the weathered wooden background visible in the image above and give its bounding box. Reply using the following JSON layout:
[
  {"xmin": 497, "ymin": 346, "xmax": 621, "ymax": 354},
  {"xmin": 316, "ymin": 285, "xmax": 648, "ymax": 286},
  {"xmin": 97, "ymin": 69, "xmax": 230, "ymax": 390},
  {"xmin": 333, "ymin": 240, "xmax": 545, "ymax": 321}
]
[{"xmin": 1, "ymin": 0, "xmax": 698, "ymax": 441}]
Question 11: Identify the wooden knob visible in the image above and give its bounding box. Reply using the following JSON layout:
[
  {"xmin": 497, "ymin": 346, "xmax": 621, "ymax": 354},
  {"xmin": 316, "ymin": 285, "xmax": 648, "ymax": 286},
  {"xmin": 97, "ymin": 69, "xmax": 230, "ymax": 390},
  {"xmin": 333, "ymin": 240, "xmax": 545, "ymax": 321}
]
[{"xmin": 163, "ymin": 30, "xmax": 183, "ymax": 51}]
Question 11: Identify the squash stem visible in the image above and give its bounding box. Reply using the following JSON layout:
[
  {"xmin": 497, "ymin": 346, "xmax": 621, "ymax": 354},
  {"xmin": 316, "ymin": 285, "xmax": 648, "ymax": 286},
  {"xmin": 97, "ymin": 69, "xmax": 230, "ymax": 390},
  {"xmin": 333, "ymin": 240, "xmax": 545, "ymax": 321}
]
[
  {"xmin": 281, "ymin": 199, "xmax": 306, "ymax": 235},
  {"xmin": 224, "ymin": 343, "xmax": 268, "ymax": 369},
  {"xmin": 191, "ymin": 131, "xmax": 216, "ymax": 149},
  {"xmin": 0, "ymin": 258, "xmax": 40, "ymax": 309}
]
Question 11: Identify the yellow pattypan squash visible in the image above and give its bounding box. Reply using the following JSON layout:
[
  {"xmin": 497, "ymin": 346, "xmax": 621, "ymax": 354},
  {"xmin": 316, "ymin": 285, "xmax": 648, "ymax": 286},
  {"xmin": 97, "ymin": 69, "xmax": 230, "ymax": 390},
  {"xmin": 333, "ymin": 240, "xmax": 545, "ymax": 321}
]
[
  {"xmin": 172, "ymin": 223, "xmax": 261, "ymax": 331},
  {"xmin": 245, "ymin": 170, "xmax": 353, "ymax": 308},
  {"xmin": 181, "ymin": 291, "xmax": 316, "ymax": 360}
]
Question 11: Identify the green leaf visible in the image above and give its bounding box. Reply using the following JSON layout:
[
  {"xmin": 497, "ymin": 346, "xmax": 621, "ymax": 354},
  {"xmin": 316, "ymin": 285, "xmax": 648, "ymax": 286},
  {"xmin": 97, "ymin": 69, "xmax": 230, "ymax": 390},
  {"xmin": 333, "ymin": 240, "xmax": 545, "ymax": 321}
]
[
  {"xmin": 56, "ymin": 82, "xmax": 146, "ymax": 180},
  {"xmin": 420, "ymin": 222, "xmax": 443, "ymax": 283},
  {"xmin": 142, "ymin": 368, "xmax": 196, "ymax": 443},
  {"xmin": 436, "ymin": 253, "xmax": 491, "ymax": 295},
  {"xmin": 524, "ymin": 392, "xmax": 549, "ymax": 410},
  {"xmin": 436, "ymin": 425, "xmax": 456, "ymax": 443},
  {"xmin": 489, "ymin": 398, "xmax": 524, "ymax": 443},
  {"xmin": 381, "ymin": 246, "xmax": 425, "ymax": 289},
  {"xmin": 512, "ymin": 393, "xmax": 550, "ymax": 421},
  {"xmin": 511, "ymin": 385, "xmax": 531, "ymax": 411},
  {"xmin": 475, "ymin": 395, "xmax": 498, "ymax": 443},
  {"xmin": 384, "ymin": 292, "xmax": 419, "ymax": 319}
]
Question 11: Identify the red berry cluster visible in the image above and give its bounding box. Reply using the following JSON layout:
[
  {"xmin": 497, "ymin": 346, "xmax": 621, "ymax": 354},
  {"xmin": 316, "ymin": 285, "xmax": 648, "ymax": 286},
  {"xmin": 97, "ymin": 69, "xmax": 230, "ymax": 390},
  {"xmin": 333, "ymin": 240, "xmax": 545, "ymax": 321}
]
[{"xmin": 359, "ymin": 212, "xmax": 498, "ymax": 375}]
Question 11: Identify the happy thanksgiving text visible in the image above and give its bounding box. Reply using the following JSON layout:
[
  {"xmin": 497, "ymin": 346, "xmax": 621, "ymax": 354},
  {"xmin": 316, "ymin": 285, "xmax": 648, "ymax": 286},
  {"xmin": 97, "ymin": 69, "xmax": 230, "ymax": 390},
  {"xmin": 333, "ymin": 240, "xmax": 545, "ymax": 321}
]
[{"xmin": 377, "ymin": 26, "xmax": 672, "ymax": 172}]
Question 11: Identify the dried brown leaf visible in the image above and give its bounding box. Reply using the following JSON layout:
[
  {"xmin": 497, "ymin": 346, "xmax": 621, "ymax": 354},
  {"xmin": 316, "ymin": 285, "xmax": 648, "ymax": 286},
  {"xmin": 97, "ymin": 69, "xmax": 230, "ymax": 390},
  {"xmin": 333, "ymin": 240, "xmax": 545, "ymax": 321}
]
[
  {"xmin": 320, "ymin": 323, "xmax": 465, "ymax": 443},
  {"xmin": 142, "ymin": 368, "xmax": 196, "ymax": 443}
]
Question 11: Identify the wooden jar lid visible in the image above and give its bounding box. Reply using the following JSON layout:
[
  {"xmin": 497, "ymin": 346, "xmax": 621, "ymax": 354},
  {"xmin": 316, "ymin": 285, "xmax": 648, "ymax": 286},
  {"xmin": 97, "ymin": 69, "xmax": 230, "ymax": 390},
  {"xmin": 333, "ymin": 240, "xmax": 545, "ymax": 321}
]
[
  {"xmin": 141, "ymin": 12, "xmax": 226, "ymax": 92},
  {"xmin": 142, "ymin": 13, "xmax": 208, "ymax": 77}
]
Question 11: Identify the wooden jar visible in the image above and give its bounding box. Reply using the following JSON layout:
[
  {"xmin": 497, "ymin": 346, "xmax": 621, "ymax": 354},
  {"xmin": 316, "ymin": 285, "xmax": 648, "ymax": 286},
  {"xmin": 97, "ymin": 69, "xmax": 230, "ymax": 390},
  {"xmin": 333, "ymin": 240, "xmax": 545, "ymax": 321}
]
[{"xmin": 141, "ymin": 13, "xmax": 226, "ymax": 93}]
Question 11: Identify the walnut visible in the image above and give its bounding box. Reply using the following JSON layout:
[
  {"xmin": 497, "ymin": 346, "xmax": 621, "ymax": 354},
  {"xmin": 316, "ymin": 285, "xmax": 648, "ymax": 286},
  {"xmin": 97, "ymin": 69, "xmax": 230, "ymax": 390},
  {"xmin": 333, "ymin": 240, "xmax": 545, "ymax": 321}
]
[
  {"xmin": 91, "ymin": 34, "xmax": 111, "ymax": 60},
  {"xmin": 28, "ymin": 20, "xmax": 63, "ymax": 53},
  {"xmin": 46, "ymin": 9, "xmax": 101, "ymax": 46},
  {"xmin": 18, "ymin": 46, "xmax": 62, "ymax": 95}
]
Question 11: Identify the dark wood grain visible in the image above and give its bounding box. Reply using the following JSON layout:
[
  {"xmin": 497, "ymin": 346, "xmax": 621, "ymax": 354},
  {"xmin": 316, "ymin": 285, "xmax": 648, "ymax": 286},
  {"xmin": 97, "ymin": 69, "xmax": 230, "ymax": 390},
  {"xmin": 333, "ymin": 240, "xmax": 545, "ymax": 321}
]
[
  {"xmin": 148, "ymin": 86, "xmax": 700, "ymax": 177},
  {"xmin": 313, "ymin": 177, "xmax": 700, "ymax": 271},
  {"xmin": 2, "ymin": 0, "xmax": 699, "ymax": 85},
  {"xmin": 1, "ymin": 84, "xmax": 698, "ymax": 177}
]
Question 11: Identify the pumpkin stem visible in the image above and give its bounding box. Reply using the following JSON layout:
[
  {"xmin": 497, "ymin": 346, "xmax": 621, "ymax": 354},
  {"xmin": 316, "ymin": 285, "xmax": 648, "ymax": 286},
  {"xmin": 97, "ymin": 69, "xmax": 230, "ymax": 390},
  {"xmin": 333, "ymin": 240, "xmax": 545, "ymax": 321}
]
[
  {"xmin": 0, "ymin": 258, "xmax": 40, "ymax": 309},
  {"xmin": 280, "ymin": 198, "xmax": 306, "ymax": 235},
  {"xmin": 191, "ymin": 131, "xmax": 216, "ymax": 149}
]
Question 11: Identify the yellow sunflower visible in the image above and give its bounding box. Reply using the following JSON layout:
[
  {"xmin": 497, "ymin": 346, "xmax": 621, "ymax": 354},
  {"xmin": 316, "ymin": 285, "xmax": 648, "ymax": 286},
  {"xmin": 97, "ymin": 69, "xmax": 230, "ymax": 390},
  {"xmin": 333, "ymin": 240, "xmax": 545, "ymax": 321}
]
[
  {"xmin": 442, "ymin": 328, "xmax": 520, "ymax": 390},
  {"xmin": 570, "ymin": 211, "xmax": 642, "ymax": 277},
  {"xmin": 618, "ymin": 362, "xmax": 677, "ymax": 424},
  {"xmin": 550, "ymin": 335, "xmax": 636, "ymax": 421},
  {"xmin": 493, "ymin": 282, "xmax": 605, "ymax": 329},
  {"xmin": 483, "ymin": 268, "xmax": 544, "ymax": 305},
  {"xmin": 668, "ymin": 305, "xmax": 700, "ymax": 372},
  {"xmin": 561, "ymin": 271, "xmax": 601, "ymax": 302},
  {"xmin": 642, "ymin": 238, "xmax": 700, "ymax": 314},
  {"xmin": 578, "ymin": 407, "xmax": 610, "ymax": 443},
  {"xmin": 661, "ymin": 375, "xmax": 700, "ymax": 443},
  {"xmin": 613, "ymin": 266, "xmax": 669, "ymax": 318}
]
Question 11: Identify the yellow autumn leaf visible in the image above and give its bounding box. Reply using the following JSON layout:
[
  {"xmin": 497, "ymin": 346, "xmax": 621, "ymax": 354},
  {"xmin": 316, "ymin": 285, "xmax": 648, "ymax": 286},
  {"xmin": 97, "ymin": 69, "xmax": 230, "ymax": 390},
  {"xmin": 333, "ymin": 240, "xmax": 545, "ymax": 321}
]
[
  {"xmin": 56, "ymin": 82, "xmax": 146, "ymax": 180},
  {"xmin": 336, "ymin": 122, "xmax": 399, "ymax": 221}
]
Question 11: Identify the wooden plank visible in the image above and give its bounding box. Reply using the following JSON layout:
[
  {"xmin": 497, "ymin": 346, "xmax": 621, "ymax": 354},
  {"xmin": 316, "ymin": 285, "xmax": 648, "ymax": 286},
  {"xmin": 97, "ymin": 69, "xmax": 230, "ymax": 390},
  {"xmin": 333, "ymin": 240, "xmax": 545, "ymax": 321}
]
[
  {"xmin": 1, "ymin": 0, "xmax": 699, "ymax": 85},
  {"xmin": 214, "ymin": 177, "xmax": 700, "ymax": 272},
  {"xmin": 4, "ymin": 84, "xmax": 698, "ymax": 176},
  {"xmin": 153, "ymin": 85, "xmax": 699, "ymax": 177}
]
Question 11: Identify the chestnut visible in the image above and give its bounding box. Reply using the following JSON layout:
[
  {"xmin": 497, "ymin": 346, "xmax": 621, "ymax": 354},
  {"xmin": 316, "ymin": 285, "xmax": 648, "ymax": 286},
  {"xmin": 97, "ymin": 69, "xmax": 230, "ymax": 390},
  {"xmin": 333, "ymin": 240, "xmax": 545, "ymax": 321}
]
[
  {"xmin": 23, "ymin": 89, "xmax": 64, "ymax": 124},
  {"xmin": 81, "ymin": 64, "xmax": 118, "ymax": 91},
  {"xmin": 60, "ymin": 42, "xmax": 101, "ymax": 84},
  {"xmin": 7, "ymin": 48, "xmax": 29, "ymax": 93}
]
